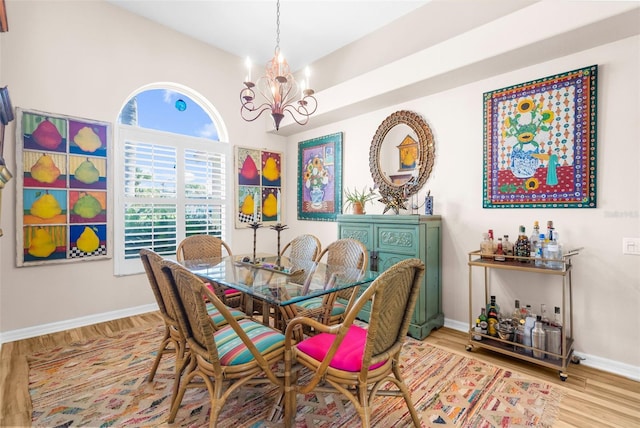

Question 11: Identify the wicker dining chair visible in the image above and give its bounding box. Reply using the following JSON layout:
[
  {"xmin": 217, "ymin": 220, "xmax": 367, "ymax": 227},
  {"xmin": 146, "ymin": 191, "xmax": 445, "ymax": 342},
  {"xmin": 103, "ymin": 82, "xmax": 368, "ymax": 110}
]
[
  {"xmin": 283, "ymin": 258, "xmax": 425, "ymax": 428},
  {"xmin": 176, "ymin": 234, "xmax": 243, "ymax": 308},
  {"xmin": 140, "ymin": 249, "xmax": 246, "ymax": 412},
  {"xmin": 160, "ymin": 259, "xmax": 286, "ymax": 427},
  {"xmin": 294, "ymin": 238, "xmax": 368, "ymax": 326},
  {"xmin": 280, "ymin": 234, "xmax": 321, "ymax": 261}
]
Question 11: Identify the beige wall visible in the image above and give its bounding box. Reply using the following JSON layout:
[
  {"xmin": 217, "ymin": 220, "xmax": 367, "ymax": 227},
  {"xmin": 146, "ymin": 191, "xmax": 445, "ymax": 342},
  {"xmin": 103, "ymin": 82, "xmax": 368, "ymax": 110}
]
[
  {"xmin": 0, "ymin": 1, "xmax": 286, "ymax": 332},
  {"xmin": 1, "ymin": 1, "xmax": 639, "ymax": 378}
]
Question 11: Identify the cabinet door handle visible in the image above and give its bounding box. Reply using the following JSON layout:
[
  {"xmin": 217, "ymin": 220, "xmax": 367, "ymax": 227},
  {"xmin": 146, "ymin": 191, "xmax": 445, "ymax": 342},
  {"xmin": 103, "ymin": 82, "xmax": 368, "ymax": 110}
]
[{"xmin": 370, "ymin": 251, "xmax": 378, "ymax": 272}]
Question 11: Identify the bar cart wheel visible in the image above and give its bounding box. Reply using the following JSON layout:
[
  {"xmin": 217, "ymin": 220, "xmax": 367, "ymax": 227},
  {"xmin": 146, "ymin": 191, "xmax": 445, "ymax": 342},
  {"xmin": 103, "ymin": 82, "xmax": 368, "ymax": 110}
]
[
  {"xmin": 465, "ymin": 344, "xmax": 474, "ymax": 352},
  {"xmin": 559, "ymin": 372, "xmax": 568, "ymax": 381}
]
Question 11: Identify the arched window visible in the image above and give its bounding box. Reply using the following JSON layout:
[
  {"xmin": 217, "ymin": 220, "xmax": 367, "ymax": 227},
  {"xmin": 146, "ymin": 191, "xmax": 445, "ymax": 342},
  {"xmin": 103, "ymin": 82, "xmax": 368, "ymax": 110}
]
[{"xmin": 114, "ymin": 84, "xmax": 229, "ymax": 275}]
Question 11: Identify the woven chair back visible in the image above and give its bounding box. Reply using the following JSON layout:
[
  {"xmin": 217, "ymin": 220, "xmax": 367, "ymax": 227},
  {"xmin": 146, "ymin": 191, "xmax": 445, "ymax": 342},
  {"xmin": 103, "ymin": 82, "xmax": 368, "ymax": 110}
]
[
  {"xmin": 140, "ymin": 249, "xmax": 169, "ymax": 317},
  {"xmin": 160, "ymin": 259, "xmax": 221, "ymax": 366},
  {"xmin": 281, "ymin": 234, "xmax": 321, "ymax": 261},
  {"xmin": 316, "ymin": 238, "xmax": 368, "ymax": 296},
  {"xmin": 176, "ymin": 234, "xmax": 232, "ymax": 262},
  {"xmin": 140, "ymin": 248, "xmax": 181, "ymax": 325},
  {"xmin": 348, "ymin": 258, "xmax": 424, "ymax": 362},
  {"xmin": 316, "ymin": 238, "xmax": 367, "ymax": 271}
]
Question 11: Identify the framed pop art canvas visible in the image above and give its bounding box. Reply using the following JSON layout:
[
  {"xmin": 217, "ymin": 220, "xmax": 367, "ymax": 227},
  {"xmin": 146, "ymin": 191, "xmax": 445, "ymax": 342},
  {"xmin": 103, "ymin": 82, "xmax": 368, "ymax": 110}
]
[{"xmin": 15, "ymin": 108, "xmax": 111, "ymax": 266}]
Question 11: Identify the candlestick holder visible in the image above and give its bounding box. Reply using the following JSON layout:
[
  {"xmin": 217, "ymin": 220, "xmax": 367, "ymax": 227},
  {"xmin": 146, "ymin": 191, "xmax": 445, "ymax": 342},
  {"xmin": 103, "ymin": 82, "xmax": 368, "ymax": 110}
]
[
  {"xmin": 248, "ymin": 221, "xmax": 263, "ymax": 263},
  {"xmin": 269, "ymin": 223, "xmax": 289, "ymax": 268}
]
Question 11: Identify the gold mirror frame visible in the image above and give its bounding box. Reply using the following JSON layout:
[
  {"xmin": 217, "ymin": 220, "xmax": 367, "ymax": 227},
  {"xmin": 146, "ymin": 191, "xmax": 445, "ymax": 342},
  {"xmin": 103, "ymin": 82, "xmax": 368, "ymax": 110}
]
[{"xmin": 369, "ymin": 110, "xmax": 435, "ymax": 213}]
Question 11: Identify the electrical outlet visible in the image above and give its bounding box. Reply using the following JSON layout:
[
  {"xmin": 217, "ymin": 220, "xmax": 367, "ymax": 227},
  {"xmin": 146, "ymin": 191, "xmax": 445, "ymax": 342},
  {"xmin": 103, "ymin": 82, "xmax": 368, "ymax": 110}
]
[{"xmin": 622, "ymin": 237, "xmax": 640, "ymax": 255}]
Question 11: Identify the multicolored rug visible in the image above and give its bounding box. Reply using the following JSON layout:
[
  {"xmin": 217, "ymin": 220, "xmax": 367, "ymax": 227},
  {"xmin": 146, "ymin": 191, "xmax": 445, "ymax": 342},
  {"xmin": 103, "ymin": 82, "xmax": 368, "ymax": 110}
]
[{"xmin": 28, "ymin": 325, "xmax": 564, "ymax": 427}]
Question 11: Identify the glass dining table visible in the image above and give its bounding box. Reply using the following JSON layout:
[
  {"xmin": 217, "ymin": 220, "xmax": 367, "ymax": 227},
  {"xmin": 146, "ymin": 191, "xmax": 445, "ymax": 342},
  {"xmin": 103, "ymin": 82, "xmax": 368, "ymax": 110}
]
[{"xmin": 181, "ymin": 254, "xmax": 378, "ymax": 334}]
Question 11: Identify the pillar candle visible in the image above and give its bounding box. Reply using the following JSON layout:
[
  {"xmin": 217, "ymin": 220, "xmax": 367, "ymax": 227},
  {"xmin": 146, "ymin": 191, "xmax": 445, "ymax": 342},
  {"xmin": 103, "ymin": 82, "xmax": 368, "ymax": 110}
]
[{"xmin": 254, "ymin": 191, "xmax": 259, "ymax": 223}]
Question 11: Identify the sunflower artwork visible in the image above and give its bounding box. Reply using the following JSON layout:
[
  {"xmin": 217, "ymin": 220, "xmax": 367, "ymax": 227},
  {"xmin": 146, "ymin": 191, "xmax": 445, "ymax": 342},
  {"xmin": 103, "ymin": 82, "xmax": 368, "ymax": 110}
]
[{"xmin": 483, "ymin": 65, "xmax": 598, "ymax": 208}]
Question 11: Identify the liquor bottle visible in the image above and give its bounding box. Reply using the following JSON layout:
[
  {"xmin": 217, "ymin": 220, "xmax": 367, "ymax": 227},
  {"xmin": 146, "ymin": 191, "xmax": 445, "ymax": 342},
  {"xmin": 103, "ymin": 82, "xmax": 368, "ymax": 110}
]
[
  {"xmin": 502, "ymin": 235, "xmax": 514, "ymax": 257},
  {"xmin": 551, "ymin": 306, "xmax": 563, "ymax": 329},
  {"xmin": 532, "ymin": 315, "xmax": 546, "ymax": 359},
  {"xmin": 529, "ymin": 221, "xmax": 540, "ymax": 258},
  {"xmin": 487, "ymin": 296, "xmax": 499, "ymax": 337},
  {"xmin": 474, "ymin": 319, "xmax": 482, "ymax": 340},
  {"xmin": 525, "ymin": 304, "xmax": 534, "ymax": 318},
  {"xmin": 485, "ymin": 295, "xmax": 501, "ymax": 315},
  {"xmin": 514, "ymin": 225, "xmax": 531, "ymax": 262},
  {"xmin": 535, "ymin": 233, "xmax": 546, "ymax": 267},
  {"xmin": 545, "ymin": 221, "xmax": 562, "ymax": 268},
  {"xmin": 512, "ymin": 299, "xmax": 522, "ymax": 322},
  {"xmin": 519, "ymin": 302, "xmax": 530, "ymax": 321},
  {"xmin": 480, "ymin": 233, "xmax": 493, "ymax": 260},
  {"xmin": 477, "ymin": 308, "xmax": 488, "ymax": 334},
  {"xmin": 494, "ymin": 238, "xmax": 506, "ymax": 261},
  {"xmin": 488, "ymin": 229, "xmax": 495, "ymax": 252},
  {"xmin": 540, "ymin": 304, "xmax": 550, "ymax": 326}
]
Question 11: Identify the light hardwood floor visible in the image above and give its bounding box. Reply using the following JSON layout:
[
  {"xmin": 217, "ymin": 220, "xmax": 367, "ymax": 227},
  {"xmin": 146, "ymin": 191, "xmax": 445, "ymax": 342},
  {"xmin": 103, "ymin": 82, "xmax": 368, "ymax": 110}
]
[{"xmin": 1, "ymin": 312, "xmax": 639, "ymax": 427}]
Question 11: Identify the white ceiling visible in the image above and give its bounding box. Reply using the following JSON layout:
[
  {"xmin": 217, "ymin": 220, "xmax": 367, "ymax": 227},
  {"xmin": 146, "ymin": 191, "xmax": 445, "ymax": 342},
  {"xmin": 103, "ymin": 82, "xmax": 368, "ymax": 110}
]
[{"xmin": 107, "ymin": 0, "xmax": 430, "ymax": 72}]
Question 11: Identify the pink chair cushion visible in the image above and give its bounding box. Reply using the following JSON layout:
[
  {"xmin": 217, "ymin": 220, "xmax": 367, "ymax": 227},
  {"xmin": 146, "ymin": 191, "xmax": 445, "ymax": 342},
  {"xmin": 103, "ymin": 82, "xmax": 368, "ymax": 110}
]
[
  {"xmin": 296, "ymin": 325, "xmax": 385, "ymax": 372},
  {"xmin": 204, "ymin": 283, "xmax": 240, "ymax": 296}
]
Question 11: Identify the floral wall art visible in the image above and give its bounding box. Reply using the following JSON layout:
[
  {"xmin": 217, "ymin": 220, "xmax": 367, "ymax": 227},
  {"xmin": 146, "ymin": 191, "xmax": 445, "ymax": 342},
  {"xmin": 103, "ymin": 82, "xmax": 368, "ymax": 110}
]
[
  {"xmin": 297, "ymin": 132, "xmax": 343, "ymax": 221},
  {"xmin": 483, "ymin": 65, "xmax": 598, "ymax": 208},
  {"xmin": 16, "ymin": 108, "xmax": 111, "ymax": 266},
  {"xmin": 235, "ymin": 146, "xmax": 283, "ymax": 227}
]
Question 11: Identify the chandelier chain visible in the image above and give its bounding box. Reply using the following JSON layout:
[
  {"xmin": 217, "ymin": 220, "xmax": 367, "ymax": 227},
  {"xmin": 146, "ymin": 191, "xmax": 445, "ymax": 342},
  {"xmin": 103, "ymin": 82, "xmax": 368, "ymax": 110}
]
[
  {"xmin": 240, "ymin": 0, "xmax": 317, "ymax": 131},
  {"xmin": 275, "ymin": 0, "xmax": 280, "ymax": 54}
]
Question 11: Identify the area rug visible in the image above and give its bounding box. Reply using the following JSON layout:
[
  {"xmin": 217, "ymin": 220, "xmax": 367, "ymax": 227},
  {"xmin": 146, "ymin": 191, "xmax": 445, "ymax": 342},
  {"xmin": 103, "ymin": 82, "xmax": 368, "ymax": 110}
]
[{"xmin": 28, "ymin": 325, "xmax": 564, "ymax": 427}]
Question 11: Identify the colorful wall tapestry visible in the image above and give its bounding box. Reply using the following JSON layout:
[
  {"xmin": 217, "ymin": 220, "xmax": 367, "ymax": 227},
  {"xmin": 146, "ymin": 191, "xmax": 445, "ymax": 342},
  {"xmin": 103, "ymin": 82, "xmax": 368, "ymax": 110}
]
[
  {"xmin": 16, "ymin": 108, "xmax": 111, "ymax": 266},
  {"xmin": 235, "ymin": 146, "xmax": 283, "ymax": 228},
  {"xmin": 297, "ymin": 132, "xmax": 343, "ymax": 221},
  {"xmin": 483, "ymin": 65, "xmax": 597, "ymax": 208}
]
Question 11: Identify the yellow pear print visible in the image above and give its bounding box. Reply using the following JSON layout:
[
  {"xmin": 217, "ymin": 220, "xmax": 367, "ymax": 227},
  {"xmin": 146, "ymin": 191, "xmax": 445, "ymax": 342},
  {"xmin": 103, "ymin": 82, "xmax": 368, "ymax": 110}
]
[
  {"xmin": 262, "ymin": 193, "xmax": 278, "ymax": 218},
  {"xmin": 77, "ymin": 226, "xmax": 100, "ymax": 253},
  {"xmin": 74, "ymin": 127, "xmax": 102, "ymax": 152},
  {"xmin": 262, "ymin": 157, "xmax": 280, "ymax": 181},
  {"xmin": 30, "ymin": 191, "xmax": 62, "ymax": 219},
  {"xmin": 28, "ymin": 228, "xmax": 56, "ymax": 258},
  {"xmin": 241, "ymin": 193, "xmax": 255, "ymax": 215},
  {"xmin": 31, "ymin": 154, "xmax": 61, "ymax": 184}
]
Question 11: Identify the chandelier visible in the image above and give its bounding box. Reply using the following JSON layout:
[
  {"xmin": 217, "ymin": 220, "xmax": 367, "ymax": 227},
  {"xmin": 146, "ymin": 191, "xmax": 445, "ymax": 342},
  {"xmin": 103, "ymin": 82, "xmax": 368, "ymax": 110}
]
[{"xmin": 240, "ymin": 0, "xmax": 317, "ymax": 131}]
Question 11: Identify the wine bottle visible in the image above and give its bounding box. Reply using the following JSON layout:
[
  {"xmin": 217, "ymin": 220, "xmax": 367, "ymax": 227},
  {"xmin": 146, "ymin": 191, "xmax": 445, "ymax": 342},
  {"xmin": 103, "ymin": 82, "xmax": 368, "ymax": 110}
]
[
  {"xmin": 487, "ymin": 296, "xmax": 499, "ymax": 336},
  {"xmin": 514, "ymin": 225, "xmax": 531, "ymax": 263},
  {"xmin": 529, "ymin": 221, "xmax": 540, "ymax": 258}
]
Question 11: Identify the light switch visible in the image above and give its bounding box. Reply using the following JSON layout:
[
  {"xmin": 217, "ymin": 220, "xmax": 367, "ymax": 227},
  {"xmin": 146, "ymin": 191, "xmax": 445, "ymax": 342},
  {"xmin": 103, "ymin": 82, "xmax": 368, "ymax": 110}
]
[{"xmin": 622, "ymin": 237, "xmax": 640, "ymax": 255}]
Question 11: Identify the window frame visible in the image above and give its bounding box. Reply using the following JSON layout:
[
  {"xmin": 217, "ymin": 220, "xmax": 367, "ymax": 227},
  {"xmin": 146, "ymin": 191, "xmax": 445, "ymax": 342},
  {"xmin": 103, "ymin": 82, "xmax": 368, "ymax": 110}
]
[{"xmin": 113, "ymin": 86, "xmax": 231, "ymax": 276}]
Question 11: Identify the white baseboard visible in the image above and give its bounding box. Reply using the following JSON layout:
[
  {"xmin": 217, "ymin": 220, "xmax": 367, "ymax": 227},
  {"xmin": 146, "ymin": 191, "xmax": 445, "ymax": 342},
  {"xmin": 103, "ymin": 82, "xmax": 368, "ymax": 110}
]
[
  {"xmin": 0, "ymin": 304, "xmax": 158, "ymax": 345},
  {"xmin": 443, "ymin": 317, "xmax": 640, "ymax": 382}
]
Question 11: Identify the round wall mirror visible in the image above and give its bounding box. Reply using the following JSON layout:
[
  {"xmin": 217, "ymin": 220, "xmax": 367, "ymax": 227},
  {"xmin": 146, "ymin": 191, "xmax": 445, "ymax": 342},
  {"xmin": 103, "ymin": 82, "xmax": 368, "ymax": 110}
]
[{"xmin": 369, "ymin": 110, "xmax": 435, "ymax": 212}]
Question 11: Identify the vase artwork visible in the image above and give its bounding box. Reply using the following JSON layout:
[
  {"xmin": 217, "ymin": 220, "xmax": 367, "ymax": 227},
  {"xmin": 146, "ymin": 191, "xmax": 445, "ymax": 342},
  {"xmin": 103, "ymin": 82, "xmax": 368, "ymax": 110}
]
[
  {"xmin": 303, "ymin": 154, "xmax": 330, "ymax": 211},
  {"xmin": 483, "ymin": 65, "xmax": 597, "ymax": 208}
]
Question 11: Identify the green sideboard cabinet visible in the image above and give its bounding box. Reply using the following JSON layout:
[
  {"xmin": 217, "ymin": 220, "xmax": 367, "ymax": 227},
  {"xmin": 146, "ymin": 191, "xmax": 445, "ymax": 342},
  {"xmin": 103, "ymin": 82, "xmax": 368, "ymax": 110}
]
[{"xmin": 337, "ymin": 214, "xmax": 443, "ymax": 339}]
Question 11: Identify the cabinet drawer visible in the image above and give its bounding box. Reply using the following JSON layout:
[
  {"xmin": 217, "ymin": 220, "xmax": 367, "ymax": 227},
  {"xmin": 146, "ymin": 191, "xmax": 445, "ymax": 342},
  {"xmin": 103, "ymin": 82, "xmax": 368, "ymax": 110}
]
[{"xmin": 375, "ymin": 225, "xmax": 418, "ymax": 256}]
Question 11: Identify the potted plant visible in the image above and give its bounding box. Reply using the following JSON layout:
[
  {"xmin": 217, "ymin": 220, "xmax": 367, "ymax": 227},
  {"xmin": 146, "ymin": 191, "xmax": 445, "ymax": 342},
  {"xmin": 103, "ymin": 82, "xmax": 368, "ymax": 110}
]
[{"xmin": 343, "ymin": 187, "xmax": 377, "ymax": 214}]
